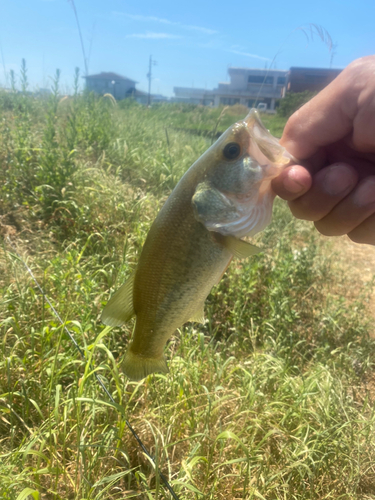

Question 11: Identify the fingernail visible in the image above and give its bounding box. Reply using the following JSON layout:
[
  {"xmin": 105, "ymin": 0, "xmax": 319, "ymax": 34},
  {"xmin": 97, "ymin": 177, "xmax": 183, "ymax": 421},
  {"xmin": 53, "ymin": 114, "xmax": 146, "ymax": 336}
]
[
  {"xmin": 353, "ymin": 178, "xmax": 375, "ymax": 207},
  {"xmin": 324, "ymin": 164, "xmax": 355, "ymax": 196},
  {"xmin": 283, "ymin": 167, "xmax": 306, "ymax": 194}
]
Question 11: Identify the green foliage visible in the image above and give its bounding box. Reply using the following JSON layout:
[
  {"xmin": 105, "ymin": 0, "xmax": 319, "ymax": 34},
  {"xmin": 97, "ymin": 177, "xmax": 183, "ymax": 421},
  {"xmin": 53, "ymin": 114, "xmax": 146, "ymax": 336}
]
[
  {"xmin": 277, "ymin": 91, "xmax": 317, "ymax": 118},
  {"xmin": 1, "ymin": 82, "xmax": 375, "ymax": 499}
]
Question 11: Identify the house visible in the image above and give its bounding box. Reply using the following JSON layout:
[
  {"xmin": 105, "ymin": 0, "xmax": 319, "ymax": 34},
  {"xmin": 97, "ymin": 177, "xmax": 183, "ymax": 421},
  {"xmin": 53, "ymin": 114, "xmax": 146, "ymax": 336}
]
[
  {"xmin": 83, "ymin": 72, "xmax": 138, "ymax": 100},
  {"xmin": 83, "ymin": 72, "xmax": 168, "ymax": 104},
  {"xmin": 173, "ymin": 66, "xmax": 343, "ymax": 110},
  {"xmin": 286, "ymin": 67, "xmax": 342, "ymax": 93},
  {"xmin": 173, "ymin": 68, "xmax": 288, "ymax": 112}
]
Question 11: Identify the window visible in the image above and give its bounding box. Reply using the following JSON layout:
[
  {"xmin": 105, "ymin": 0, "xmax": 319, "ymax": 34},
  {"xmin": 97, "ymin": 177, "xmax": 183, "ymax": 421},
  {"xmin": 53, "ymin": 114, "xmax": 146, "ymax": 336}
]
[
  {"xmin": 220, "ymin": 97, "xmax": 240, "ymax": 105},
  {"xmin": 248, "ymin": 75, "xmax": 273, "ymax": 84},
  {"xmin": 304, "ymin": 74, "xmax": 326, "ymax": 83},
  {"xmin": 277, "ymin": 77, "xmax": 286, "ymax": 85}
]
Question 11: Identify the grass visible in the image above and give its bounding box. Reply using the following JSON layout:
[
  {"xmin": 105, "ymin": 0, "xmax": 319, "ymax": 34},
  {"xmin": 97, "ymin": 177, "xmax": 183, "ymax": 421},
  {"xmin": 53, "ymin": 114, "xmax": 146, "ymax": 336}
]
[{"xmin": 1, "ymin": 75, "xmax": 375, "ymax": 500}]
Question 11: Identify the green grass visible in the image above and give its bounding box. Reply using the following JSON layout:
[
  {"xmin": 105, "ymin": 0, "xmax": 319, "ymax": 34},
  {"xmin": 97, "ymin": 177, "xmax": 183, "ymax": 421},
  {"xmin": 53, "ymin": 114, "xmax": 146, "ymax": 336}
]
[{"xmin": 1, "ymin": 83, "xmax": 375, "ymax": 500}]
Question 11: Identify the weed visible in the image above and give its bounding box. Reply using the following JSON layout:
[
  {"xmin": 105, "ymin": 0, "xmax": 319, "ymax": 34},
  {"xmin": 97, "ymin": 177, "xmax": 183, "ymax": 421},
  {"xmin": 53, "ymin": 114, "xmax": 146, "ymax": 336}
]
[{"xmin": 0, "ymin": 84, "xmax": 375, "ymax": 499}]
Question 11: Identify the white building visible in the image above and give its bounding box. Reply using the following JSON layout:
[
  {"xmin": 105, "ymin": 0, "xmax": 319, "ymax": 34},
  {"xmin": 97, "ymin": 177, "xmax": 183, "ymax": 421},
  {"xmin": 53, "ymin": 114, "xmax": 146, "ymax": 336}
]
[{"xmin": 174, "ymin": 68, "xmax": 287, "ymax": 111}]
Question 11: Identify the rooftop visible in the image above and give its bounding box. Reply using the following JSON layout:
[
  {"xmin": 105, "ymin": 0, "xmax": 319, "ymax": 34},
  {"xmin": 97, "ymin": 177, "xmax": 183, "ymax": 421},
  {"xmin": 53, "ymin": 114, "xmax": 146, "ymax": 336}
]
[
  {"xmin": 228, "ymin": 67, "xmax": 287, "ymax": 73},
  {"xmin": 83, "ymin": 72, "xmax": 137, "ymax": 83},
  {"xmin": 288, "ymin": 67, "xmax": 342, "ymax": 72}
]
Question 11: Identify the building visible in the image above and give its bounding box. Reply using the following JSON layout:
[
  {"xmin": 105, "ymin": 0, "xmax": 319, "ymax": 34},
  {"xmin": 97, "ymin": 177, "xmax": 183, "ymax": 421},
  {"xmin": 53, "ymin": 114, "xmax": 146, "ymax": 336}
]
[
  {"xmin": 173, "ymin": 66, "xmax": 343, "ymax": 110},
  {"xmin": 286, "ymin": 67, "xmax": 342, "ymax": 93},
  {"xmin": 173, "ymin": 68, "xmax": 288, "ymax": 112},
  {"xmin": 83, "ymin": 72, "xmax": 138, "ymax": 100},
  {"xmin": 83, "ymin": 71, "xmax": 168, "ymax": 104}
]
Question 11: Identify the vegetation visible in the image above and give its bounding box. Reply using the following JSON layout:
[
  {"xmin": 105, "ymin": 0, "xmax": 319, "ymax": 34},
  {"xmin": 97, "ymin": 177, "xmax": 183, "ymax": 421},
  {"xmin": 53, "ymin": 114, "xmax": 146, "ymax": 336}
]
[
  {"xmin": 277, "ymin": 91, "xmax": 317, "ymax": 118},
  {"xmin": 1, "ymin": 70, "xmax": 375, "ymax": 500}
]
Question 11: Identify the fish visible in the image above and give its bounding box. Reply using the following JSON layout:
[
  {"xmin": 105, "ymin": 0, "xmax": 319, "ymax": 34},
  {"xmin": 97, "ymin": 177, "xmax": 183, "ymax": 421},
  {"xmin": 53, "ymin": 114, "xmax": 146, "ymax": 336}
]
[{"xmin": 102, "ymin": 109, "xmax": 296, "ymax": 380}]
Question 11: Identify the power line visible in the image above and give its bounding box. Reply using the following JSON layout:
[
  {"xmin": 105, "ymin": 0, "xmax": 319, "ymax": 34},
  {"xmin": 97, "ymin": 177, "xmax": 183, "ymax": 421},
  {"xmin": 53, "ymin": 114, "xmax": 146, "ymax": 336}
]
[{"xmin": 147, "ymin": 55, "xmax": 157, "ymax": 106}]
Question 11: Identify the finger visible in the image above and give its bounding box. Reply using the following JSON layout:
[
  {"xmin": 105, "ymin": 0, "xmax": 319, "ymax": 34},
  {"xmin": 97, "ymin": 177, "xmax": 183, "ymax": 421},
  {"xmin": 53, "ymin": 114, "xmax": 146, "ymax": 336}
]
[
  {"xmin": 271, "ymin": 165, "xmax": 312, "ymax": 201},
  {"xmin": 348, "ymin": 213, "xmax": 375, "ymax": 245},
  {"xmin": 279, "ymin": 81, "xmax": 353, "ymax": 159},
  {"xmin": 314, "ymin": 176, "xmax": 375, "ymax": 236},
  {"xmin": 288, "ymin": 163, "xmax": 358, "ymax": 221},
  {"xmin": 352, "ymin": 87, "xmax": 375, "ymax": 152}
]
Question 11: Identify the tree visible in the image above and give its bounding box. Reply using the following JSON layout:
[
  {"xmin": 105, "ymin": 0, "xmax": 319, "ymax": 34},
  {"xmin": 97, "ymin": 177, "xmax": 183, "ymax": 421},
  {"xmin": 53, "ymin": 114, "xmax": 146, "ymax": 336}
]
[{"xmin": 277, "ymin": 91, "xmax": 317, "ymax": 118}]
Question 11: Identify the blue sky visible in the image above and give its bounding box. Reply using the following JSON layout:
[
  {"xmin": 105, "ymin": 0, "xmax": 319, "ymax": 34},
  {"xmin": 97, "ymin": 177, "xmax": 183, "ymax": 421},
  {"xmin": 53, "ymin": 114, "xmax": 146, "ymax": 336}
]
[{"xmin": 1, "ymin": 0, "xmax": 374, "ymax": 96}]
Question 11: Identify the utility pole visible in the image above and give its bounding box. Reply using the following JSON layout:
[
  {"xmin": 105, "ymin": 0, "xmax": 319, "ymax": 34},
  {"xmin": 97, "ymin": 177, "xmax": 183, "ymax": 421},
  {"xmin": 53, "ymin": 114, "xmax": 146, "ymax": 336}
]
[{"xmin": 147, "ymin": 55, "xmax": 157, "ymax": 106}]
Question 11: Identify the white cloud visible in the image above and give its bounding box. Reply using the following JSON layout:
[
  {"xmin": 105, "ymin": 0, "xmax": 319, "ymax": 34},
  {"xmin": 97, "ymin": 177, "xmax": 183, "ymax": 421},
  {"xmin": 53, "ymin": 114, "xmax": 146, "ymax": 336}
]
[
  {"xmin": 113, "ymin": 12, "xmax": 217, "ymax": 35},
  {"xmin": 120, "ymin": 13, "xmax": 174, "ymax": 25},
  {"xmin": 126, "ymin": 32, "xmax": 181, "ymax": 39},
  {"xmin": 227, "ymin": 49, "xmax": 271, "ymax": 62},
  {"xmin": 183, "ymin": 24, "xmax": 217, "ymax": 35}
]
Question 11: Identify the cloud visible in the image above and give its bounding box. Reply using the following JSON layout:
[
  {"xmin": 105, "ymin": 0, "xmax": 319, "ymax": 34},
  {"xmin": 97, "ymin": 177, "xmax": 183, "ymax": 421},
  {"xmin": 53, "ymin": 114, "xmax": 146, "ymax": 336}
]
[
  {"xmin": 184, "ymin": 24, "xmax": 217, "ymax": 35},
  {"xmin": 113, "ymin": 12, "xmax": 217, "ymax": 35},
  {"xmin": 126, "ymin": 32, "xmax": 181, "ymax": 39},
  {"xmin": 227, "ymin": 49, "xmax": 271, "ymax": 62}
]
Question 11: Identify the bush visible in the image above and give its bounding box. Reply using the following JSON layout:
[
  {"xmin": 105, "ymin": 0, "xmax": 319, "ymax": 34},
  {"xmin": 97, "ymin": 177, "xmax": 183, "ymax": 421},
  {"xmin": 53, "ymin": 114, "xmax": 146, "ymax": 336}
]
[{"xmin": 278, "ymin": 90, "xmax": 317, "ymax": 118}]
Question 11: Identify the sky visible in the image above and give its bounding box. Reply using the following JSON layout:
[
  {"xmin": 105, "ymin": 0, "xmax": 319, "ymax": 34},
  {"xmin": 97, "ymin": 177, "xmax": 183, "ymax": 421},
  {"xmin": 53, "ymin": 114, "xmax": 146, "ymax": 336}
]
[{"xmin": 0, "ymin": 0, "xmax": 374, "ymax": 97}]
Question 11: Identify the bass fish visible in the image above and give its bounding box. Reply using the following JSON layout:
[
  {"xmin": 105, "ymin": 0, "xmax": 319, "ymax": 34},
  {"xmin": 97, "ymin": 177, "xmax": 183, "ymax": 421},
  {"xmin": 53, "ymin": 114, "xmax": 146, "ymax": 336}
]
[{"xmin": 102, "ymin": 109, "xmax": 296, "ymax": 380}]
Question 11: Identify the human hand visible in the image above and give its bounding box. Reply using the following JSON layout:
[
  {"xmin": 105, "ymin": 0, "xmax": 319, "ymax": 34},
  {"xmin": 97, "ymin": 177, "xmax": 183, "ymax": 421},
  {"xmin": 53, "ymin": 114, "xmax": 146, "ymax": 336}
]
[{"xmin": 272, "ymin": 55, "xmax": 375, "ymax": 244}]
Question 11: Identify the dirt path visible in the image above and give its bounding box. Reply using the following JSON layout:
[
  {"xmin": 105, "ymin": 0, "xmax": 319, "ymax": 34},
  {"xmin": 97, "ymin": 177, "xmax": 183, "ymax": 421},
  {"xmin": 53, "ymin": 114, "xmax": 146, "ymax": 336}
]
[
  {"xmin": 325, "ymin": 234, "xmax": 375, "ymax": 331},
  {"xmin": 331, "ymin": 235, "xmax": 375, "ymax": 280}
]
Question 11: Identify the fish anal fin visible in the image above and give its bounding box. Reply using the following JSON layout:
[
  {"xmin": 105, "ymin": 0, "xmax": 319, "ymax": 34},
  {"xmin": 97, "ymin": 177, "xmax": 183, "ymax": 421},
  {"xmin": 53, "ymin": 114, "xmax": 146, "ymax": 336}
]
[
  {"xmin": 123, "ymin": 347, "xmax": 169, "ymax": 381},
  {"xmin": 101, "ymin": 271, "xmax": 136, "ymax": 327},
  {"xmin": 188, "ymin": 304, "xmax": 205, "ymax": 324},
  {"xmin": 215, "ymin": 233, "xmax": 262, "ymax": 259}
]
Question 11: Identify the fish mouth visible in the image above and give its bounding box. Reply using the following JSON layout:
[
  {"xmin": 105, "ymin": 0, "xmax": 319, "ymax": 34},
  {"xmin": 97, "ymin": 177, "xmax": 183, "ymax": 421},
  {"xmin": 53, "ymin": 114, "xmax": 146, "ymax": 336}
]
[{"xmin": 244, "ymin": 108, "xmax": 297, "ymax": 175}]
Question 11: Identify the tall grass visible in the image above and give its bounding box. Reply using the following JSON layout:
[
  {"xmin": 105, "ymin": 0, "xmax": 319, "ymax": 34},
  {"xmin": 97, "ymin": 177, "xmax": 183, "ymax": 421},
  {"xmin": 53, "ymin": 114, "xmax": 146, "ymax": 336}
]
[{"xmin": 1, "ymin": 70, "xmax": 375, "ymax": 499}]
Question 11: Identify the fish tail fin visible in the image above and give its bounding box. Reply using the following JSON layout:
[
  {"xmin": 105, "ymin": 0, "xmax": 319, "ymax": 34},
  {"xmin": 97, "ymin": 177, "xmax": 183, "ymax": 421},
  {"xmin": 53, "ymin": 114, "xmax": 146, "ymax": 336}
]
[{"xmin": 123, "ymin": 347, "xmax": 169, "ymax": 381}]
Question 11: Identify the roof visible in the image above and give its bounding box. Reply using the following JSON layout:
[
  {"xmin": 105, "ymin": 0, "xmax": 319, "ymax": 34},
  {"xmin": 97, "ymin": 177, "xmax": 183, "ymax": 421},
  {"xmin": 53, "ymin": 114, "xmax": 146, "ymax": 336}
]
[
  {"xmin": 288, "ymin": 67, "xmax": 342, "ymax": 72},
  {"xmin": 83, "ymin": 72, "xmax": 138, "ymax": 83},
  {"xmin": 228, "ymin": 67, "xmax": 287, "ymax": 73}
]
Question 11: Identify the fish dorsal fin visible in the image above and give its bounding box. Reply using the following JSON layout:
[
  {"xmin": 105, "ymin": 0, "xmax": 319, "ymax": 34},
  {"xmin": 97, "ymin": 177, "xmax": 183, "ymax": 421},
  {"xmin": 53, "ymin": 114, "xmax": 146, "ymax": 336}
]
[
  {"xmin": 101, "ymin": 271, "xmax": 136, "ymax": 327},
  {"xmin": 216, "ymin": 234, "xmax": 262, "ymax": 259},
  {"xmin": 189, "ymin": 304, "xmax": 205, "ymax": 324}
]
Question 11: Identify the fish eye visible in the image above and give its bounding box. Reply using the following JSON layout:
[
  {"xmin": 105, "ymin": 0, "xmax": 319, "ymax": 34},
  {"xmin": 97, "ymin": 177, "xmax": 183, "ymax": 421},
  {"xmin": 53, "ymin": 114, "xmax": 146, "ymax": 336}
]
[{"xmin": 223, "ymin": 142, "xmax": 241, "ymax": 160}]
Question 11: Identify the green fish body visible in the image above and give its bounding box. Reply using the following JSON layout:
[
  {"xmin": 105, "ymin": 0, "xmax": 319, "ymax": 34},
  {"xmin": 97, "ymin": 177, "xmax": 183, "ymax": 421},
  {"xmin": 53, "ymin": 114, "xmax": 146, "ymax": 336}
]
[{"xmin": 102, "ymin": 110, "xmax": 295, "ymax": 380}]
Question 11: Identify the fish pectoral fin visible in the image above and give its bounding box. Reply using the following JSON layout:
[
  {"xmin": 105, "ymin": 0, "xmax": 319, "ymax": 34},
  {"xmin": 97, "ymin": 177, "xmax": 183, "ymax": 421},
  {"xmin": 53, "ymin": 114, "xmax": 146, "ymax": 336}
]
[
  {"xmin": 122, "ymin": 348, "xmax": 169, "ymax": 381},
  {"xmin": 188, "ymin": 304, "xmax": 205, "ymax": 324},
  {"xmin": 101, "ymin": 271, "xmax": 136, "ymax": 327},
  {"xmin": 215, "ymin": 233, "xmax": 262, "ymax": 259}
]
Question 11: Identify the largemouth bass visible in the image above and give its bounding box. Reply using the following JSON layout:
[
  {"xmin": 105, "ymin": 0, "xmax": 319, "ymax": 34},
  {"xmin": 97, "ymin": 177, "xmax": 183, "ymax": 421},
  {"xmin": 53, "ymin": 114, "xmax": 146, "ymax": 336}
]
[{"xmin": 102, "ymin": 109, "xmax": 296, "ymax": 380}]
